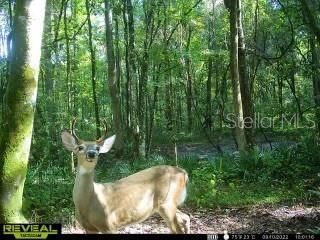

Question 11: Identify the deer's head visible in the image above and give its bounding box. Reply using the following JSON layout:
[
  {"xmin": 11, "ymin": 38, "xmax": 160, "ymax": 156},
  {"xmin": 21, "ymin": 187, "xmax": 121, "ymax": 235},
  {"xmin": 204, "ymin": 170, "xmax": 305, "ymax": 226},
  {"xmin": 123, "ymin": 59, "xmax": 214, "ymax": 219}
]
[{"xmin": 61, "ymin": 119, "xmax": 116, "ymax": 172}]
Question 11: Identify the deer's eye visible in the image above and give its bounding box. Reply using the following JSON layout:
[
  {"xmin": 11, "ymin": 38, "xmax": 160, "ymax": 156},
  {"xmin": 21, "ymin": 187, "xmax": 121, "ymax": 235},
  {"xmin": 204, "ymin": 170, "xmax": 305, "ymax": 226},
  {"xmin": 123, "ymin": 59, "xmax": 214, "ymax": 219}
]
[{"xmin": 78, "ymin": 146, "xmax": 84, "ymax": 151}]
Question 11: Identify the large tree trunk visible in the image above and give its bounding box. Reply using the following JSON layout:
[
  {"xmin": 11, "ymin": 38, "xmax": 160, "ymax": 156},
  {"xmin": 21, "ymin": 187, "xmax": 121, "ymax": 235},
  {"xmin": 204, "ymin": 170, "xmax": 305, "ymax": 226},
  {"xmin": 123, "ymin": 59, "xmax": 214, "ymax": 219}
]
[
  {"xmin": 122, "ymin": 0, "xmax": 140, "ymax": 158},
  {"xmin": 301, "ymin": 0, "xmax": 320, "ymax": 43},
  {"xmin": 126, "ymin": 0, "xmax": 136, "ymax": 130},
  {"xmin": 42, "ymin": 0, "xmax": 59, "ymax": 164},
  {"xmin": 311, "ymin": 36, "xmax": 320, "ymax": 136},
  {"xmin": 206, "ymin": 1, "xmax": 215, "ymax": 131},
  {"xmin": 86, "ymin": 0, "xmax": 101, "ymax": 138},
  {"xmin": 0, "ymin": 0, "xmax": 46, "ymax": 223},
  {"xmin": 301, "ymin": 0, "xmax": 320, "ymax": 136},
  {"xmin": 136, "ymin": 1, "xmax": 155, "ymax": 158},
  {"xmin": 224, "ymin": 0, "xmax": 248, "ymax": 151},
  {"xmin": 123, "ymin": 0, "xmax": 131, "ymax": 128},
  {"xmin": 104, "ymin": 0, "xmax": 123, "ymax": 152},
  {"xmin": 237, "ymin": 0, "xmax": 255, "ymax": 147}
]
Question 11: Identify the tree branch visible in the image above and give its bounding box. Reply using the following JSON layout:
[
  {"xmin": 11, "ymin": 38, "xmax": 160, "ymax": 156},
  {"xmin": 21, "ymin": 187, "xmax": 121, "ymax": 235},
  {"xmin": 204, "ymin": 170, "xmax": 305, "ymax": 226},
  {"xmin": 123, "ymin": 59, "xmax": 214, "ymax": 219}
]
[{"xmin": 166, "ymin": 0, "xmax": 202, "ymax": 45}]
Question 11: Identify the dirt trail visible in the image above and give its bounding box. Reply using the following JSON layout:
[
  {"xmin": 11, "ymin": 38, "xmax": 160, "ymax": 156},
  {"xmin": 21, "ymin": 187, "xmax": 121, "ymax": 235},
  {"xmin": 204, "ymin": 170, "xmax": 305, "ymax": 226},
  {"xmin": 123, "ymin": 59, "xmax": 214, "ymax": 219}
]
[{"xmin": 62, "ymin": 204, "xmax": 320, "ymax": 234}]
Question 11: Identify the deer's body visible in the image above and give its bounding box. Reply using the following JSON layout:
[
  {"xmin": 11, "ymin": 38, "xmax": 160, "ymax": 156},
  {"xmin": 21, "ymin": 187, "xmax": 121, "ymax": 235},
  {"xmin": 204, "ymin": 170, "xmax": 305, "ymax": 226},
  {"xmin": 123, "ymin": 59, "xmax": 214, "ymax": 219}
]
[
  {"xmin": 61, "ymin": 120, "xmax": 190, "ymax": 234},
  {"xmin": 73, "ymin": 165, "xmax": 188, "ymax": 233}
]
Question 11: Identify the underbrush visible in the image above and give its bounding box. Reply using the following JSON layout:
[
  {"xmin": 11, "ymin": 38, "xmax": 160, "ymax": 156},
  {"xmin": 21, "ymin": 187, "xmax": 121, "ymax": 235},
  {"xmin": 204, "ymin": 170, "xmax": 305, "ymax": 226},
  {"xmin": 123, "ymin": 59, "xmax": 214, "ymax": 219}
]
[
  {"xmin": 23, "ymin": 135, "xmax": 320, "ymax": 223},
  {"xmin": 23, "ymin": 165, "xmax": 74, "ymax": 224},
  {"xmin": 186, "ymin": 134, "xmax": 320, "ymax": 208}
]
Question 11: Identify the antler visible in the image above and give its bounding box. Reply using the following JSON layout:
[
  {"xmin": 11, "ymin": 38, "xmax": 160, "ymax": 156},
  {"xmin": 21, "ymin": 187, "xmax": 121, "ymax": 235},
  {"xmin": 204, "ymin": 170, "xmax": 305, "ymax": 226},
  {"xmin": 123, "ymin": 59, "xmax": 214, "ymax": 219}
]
[
  {"xmin": 71, "ymin": 118, "xmax": 81, "ymax": 143},
  {"xmin": 97, "ymin": 119, "xmax": 108, "ymax": 143}
]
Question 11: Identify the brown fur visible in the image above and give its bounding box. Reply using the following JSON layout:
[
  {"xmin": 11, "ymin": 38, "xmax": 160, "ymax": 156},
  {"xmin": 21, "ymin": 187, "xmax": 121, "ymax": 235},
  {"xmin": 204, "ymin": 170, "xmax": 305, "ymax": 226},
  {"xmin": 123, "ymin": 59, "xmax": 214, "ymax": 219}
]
[{"xmin": 61, "ymin": 131, "xmax": 190, "ymax": 233}]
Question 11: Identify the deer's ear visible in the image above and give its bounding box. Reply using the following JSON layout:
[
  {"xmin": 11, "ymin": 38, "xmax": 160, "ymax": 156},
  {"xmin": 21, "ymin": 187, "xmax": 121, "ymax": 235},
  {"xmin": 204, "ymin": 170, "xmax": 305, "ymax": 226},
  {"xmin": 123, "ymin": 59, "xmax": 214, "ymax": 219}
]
[
  {"xmin": 61, "ymin": 131, "xmax": 78, "ymax": 152},
  {"xmin": 99, "ymin": 135, "xmax": 116, "ymax": 153}
]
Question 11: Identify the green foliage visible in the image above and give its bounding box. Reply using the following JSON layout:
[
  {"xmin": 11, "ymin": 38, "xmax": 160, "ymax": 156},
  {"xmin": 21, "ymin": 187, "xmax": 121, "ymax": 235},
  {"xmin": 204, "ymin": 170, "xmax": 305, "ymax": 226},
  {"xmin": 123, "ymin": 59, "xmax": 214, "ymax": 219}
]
[
  {"xmin": 177, "ymin": 155, "xmax": 200, "ymax": 174},
  {"xmin": 308, "ymin": 227, "xmax": 320, "ymax": 234},
  {"xmin": 185, "ymin": 135, "xmax": 320, "ymax": 208},
  {"xmin": 187, "ymin": 162, "xmax": 217, "ymax": 207},
  {"xmin": 23, "ymin": 165, "xmax": 74, "ymax": 223}
]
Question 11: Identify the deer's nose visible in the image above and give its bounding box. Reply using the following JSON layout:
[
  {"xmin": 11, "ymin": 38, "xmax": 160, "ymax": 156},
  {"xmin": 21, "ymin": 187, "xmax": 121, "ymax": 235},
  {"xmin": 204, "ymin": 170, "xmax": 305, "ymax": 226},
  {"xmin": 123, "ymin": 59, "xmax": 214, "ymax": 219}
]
[{"xmin": 87, "ymin": 150, "xmax": 97, "ymax": 159}]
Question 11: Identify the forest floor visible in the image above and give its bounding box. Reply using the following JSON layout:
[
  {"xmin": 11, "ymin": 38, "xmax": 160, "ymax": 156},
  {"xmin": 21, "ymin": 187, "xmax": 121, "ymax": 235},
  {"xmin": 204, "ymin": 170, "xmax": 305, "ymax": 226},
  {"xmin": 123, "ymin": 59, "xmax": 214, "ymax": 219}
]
[{"xmin": 62, "ymin": 203, "xmax": 320, "ymax": 234}]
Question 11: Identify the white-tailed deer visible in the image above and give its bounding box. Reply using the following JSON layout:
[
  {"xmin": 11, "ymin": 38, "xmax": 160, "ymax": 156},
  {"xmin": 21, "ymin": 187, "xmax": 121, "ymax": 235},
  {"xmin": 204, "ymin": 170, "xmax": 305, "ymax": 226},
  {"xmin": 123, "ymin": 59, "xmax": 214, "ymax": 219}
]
[{"xmin": 61, "ymin": 120, "xmax": 190, "ymax": 233}]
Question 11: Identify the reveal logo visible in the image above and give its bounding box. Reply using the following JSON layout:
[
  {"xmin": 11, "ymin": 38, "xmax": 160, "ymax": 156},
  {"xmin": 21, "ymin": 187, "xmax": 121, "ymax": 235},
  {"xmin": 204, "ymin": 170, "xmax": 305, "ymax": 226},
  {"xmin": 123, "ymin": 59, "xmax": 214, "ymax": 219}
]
[{"xmin": 2, "ymin": 224, "xmax": 60, "ymax": 239}]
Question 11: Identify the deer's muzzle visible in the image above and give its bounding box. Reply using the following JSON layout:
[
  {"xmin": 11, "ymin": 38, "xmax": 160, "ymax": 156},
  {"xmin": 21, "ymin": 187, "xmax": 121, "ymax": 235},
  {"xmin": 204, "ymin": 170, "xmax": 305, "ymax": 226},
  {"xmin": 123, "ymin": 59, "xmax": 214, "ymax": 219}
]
[{"xmin": 87, "ymin": 150, "xmax": 97, "ymax": 160}]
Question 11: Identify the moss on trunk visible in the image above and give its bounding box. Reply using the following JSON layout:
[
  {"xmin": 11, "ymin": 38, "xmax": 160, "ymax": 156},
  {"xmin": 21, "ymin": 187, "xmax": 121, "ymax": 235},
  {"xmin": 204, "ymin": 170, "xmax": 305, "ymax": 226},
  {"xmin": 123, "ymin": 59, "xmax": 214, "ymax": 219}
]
[{"xmin": 0, "ymin": 0, "xmax": 46, "ymax": 223}]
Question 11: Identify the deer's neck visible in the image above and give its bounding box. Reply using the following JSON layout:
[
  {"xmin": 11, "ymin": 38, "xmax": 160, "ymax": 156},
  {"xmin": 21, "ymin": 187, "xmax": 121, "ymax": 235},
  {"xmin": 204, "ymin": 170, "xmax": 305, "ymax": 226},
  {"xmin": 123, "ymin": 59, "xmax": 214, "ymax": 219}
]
[{"xmin": 73, "ymin": 166, "xmax": 95, "ymax": 208}]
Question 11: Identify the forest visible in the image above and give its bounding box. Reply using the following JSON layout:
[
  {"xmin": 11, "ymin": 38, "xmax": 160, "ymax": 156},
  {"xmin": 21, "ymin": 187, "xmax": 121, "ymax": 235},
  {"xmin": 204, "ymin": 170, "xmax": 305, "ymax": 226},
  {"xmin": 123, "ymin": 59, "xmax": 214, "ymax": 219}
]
[{"xmin": 0, "ymin": 0, "xmax": 319, "ymax": 234}]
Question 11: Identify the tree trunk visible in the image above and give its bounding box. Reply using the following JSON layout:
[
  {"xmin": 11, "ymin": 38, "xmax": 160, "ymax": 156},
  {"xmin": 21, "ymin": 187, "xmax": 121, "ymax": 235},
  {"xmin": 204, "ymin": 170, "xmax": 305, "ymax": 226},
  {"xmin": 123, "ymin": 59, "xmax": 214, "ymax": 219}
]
[
  {"xmin": 301, "ymin": 0, "xmax": 320, "ymax": 43},
  {"xmin": 205, "ymin": 0, "xmax": 216, "ymax": 131},
  {"xmin": 206, "ymin": 56, "xmax": 213, "ymax": 131},
  {"xmin": 311, "ymin": 35, "xmax": 320, "ymax": 135},
  {"xmin": 85, "ymin": 0, "xmax": 101, "ymax": 138},
  {"xmin": 44, "ymin": 0, "xmax": 53, "ymax": 96},
  {"xmin": 42, "ymin": 0, "xmax": 60, "ymax": 163},
  {"xmin": 301, "ymin": 0, "xmax": 320, "ymax": 135},
  {"xmin": 127, "ymin": 0, "xmax": 136, "ymax": 133},
  {"xmin": 276, "ymin": 62, "xmax": 283, "ymax": 117},
  {"xmin": 122, "ymin": 0, "xmax": 140, "ymax": 157},
  {"xmin": 136, "ymin": 1, "xmax": 155, "ymax": 158},
  {"xmin": 63, "ymin": 0, "xmax": 73, "ymax": 114},
  {"xmin": 138, "ymin": 49, "xmax": 148, "ymax": 157},
  {"xmin": 0, "ymin": 0, "xmax": 46, "ymax": 223},
  {"xmin": 114, "ymin": 16, "xmax": 121, "ymax": 101},
  {"xmin": 237, "ymin": 0, "xmax": 255, "ymax": 146},
  {"xmin": 5, "ymin": 0, "xmax": 13, "ymax": 87},
  {"xmin": 225, "ymin": 0, "xmax": 248, "ymax": 151},
  {"xmin": 287, "ymin": 67, "xmax": 303, "ymax": 119},
  {"xmin": 146, "ymin": 64, "xmax": 160, "ymax": 156},
  {"xmin": 185, "ymin": 26, "xmax": 193, "ymax": 133},
  {"xmin": 104, "ymin": 0, "xmax": 123, "ymax": 152},
  {"xmin": 123, "ymin": 0, "xmax": 131, "ymax": 129}
]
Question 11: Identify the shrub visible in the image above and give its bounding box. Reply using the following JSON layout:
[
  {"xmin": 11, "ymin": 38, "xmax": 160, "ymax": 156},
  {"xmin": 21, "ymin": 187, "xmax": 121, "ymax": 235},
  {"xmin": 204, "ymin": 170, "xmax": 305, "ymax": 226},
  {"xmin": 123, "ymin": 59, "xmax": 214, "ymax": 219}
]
[{"xmin": 187, "ymin": 161, "xmax": 217, "ymax": 207}]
